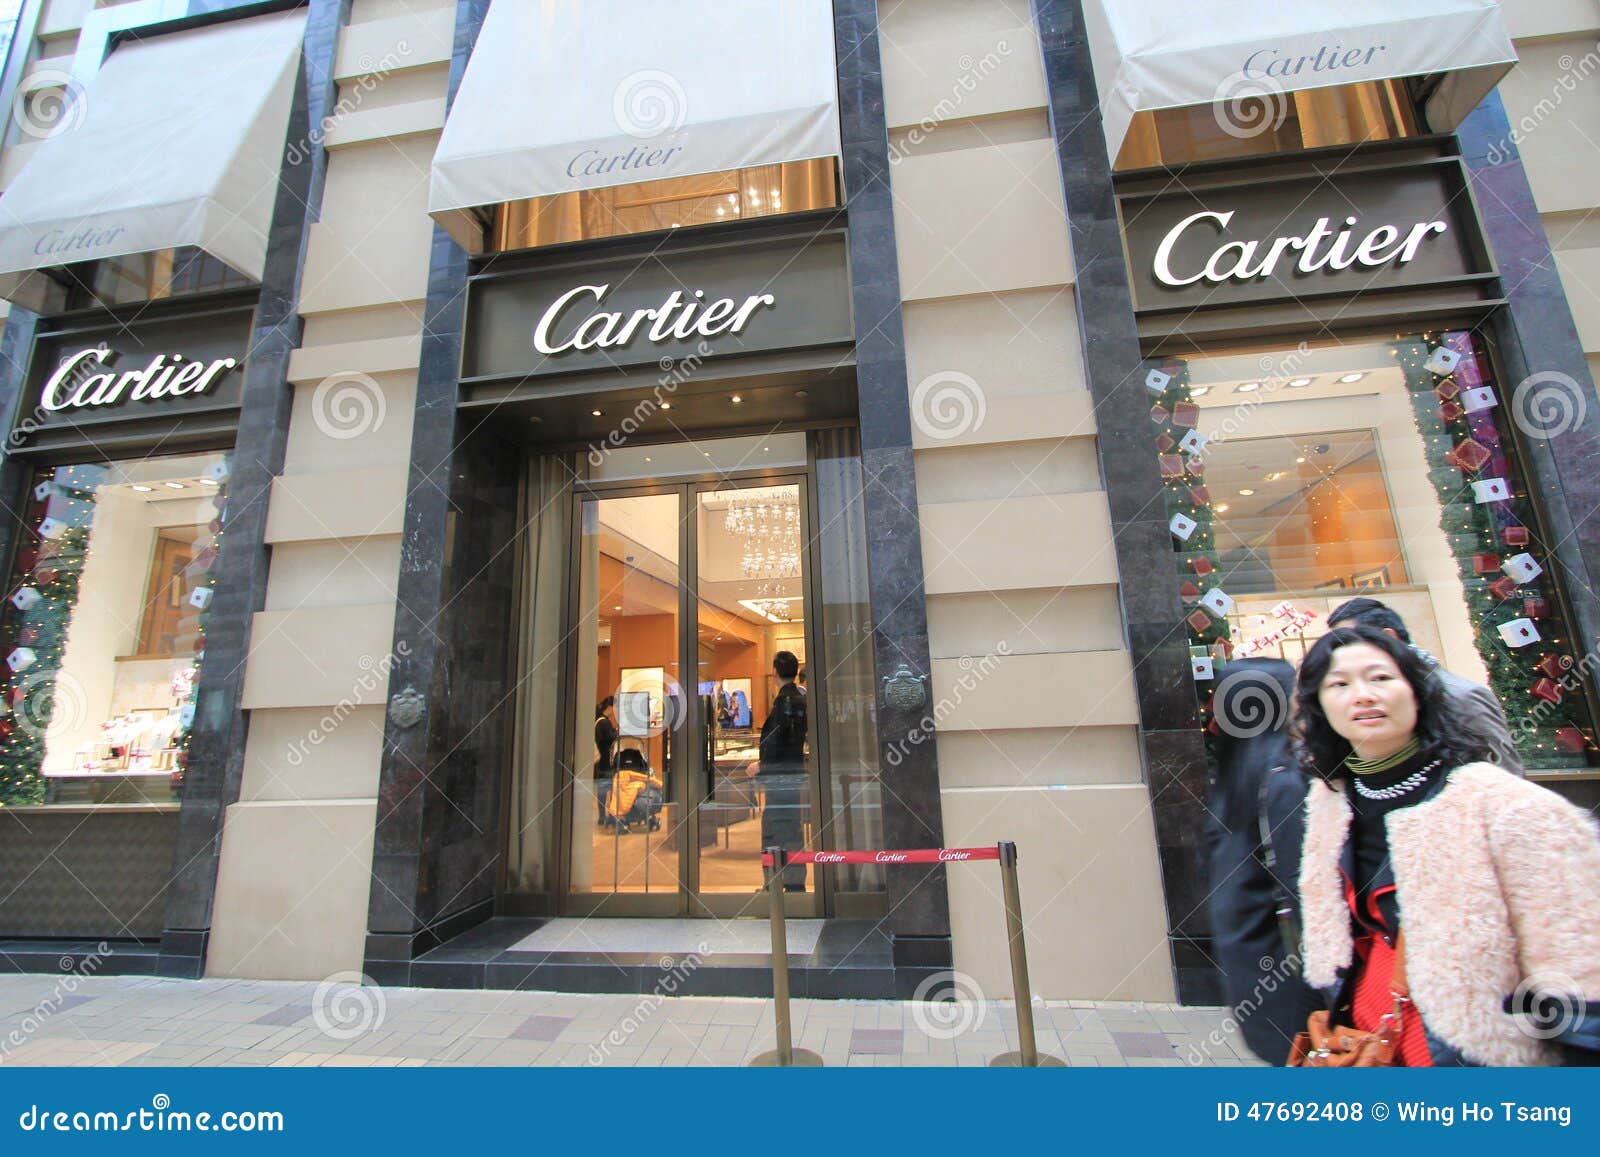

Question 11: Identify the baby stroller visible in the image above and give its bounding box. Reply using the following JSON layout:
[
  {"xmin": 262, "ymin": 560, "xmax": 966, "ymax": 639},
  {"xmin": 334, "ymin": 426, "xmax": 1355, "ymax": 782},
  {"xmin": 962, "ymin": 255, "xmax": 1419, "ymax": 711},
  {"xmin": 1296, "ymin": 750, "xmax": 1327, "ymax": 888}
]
[{"xmin": 603, "ymin": 747, "xmax": 664, "ymax": 834}]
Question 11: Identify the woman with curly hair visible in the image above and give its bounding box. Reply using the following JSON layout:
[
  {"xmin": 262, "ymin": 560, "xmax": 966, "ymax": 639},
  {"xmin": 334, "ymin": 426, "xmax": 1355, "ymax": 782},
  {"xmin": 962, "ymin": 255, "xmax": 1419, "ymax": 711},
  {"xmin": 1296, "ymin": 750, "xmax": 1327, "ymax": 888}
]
[{"xmin": 1294, "ymin": 624, "xmax": 1600, "ymax": 1065}]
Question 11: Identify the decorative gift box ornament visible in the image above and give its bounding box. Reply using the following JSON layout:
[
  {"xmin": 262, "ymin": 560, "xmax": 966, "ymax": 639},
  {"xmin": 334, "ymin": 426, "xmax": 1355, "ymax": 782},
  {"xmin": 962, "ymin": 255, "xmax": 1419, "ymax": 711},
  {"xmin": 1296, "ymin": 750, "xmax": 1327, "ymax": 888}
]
[
  {"xmin": 1472, "ymin": 553, "xmax": 1501, "ymax": 575},
  {"xmin": 1502, "ymin": 525, "xmax": 1530, "ymax": 547},
  {"xmin": 179, "ymin": 701, "xmax": 196, "ymax": 729},
  {"xmin": 1434, "ymin": 379, "xmax": 1461, "ymax": 401},
  {"xmin": 1451, "ymin": 438, "xmax": 1493, "ymax": 472},
  {"xmin": 17, "ymin": 627, "xmax": 36, "ymax": 645},
  {"xmin": 1439, "ymin": 401, "xmax": 1465, "ymax": 422},
  {"xmin": 1471, "ymin": 478, "xmax": 1510, "ymax": 503},
  {"xmin": 204, "ymin": 460, "xmax": 231, "ymax": 484},
  {"xmin": 1145, "ymin": 368, "xmax": 1172, "ymax": 394},
  {"xmin": 7, "ymin": 647, "xmax": 37, "ymax": 673},
  {"xmin": 1191, "ymin": 557, "xmax": 1214, "ymax": 576},
  {"xmin": 1488, "ymin": 576, "xmax": 1518, "ymax": 601},
  {"xmin": 1159, "ymin": 454, "xmax": 1184, "ymax": 479},
  {"xmin": 1187, "ymin": 457, "xmax": 1206, "ymax": 478},
  {"xmin": 1424, "ymin": 346, "xmax": 1462, "ymax": 376},
  {"xmin": 1200, "ymin": 587, "xmax": 1235, "ymax": 618},
  {"xmin": 34, "ymin": 567, "xmax": 56, "ymax": 584},
  {"xmin": 1171, "ymin": 402, "xmax": 1199, "ymax": 428},
  {"xmin": 1524, "ymin": 597, "xmax": 1550, "ymax": 620},
  {"xmin": 1502, "ymin": 553, "xmax": 1543, "ymax": 584},
  {"xmin": 1189, "ymin": 485, "xmax": 1211, "ymax": 505},
  {"xmin": 1454, "ymin": 354, "xmax": 1487, "ymax": 387},
  {"xmin": 1150, "ymin": 403, "xmax": 1170, "ymax": 425},
  {"xmin": 1186, "ymin": 609, "xmax": 1212, "ymax": 633},
  {"xmin": 188, "ymin": 587, "xmax": 214, "ymax": 610},
  {"xmin": 1180, "ymin": 581, "xmax": 1201, "ymax": 602},
  {"xmin": 1532, "ymin": 677, "xmax": 1563, "ymax": 705},
  {"xmin": 1155, "ymin": 434, "xmax": 1175, "ymax": 453},
  {"xmin": 1555, "ymin": 727, "xmax": 1587, "ymax": 754},
  {"xmin": 10, "ymin": 587, "xmax": 41, "ymax": 611},
  {"xmin": 1497, "ymin": 618, "xmax": 1540, "ymax": 648},
  {"xmin": 37, "ymin": 516, "xmax": 66, "ymax": 540},
  {"xmin": 1460, "ymin": 386, "xmax": 1498, "ymax": 413},
  {"xmin": 31, "ymin": 481, "xmax": 51, "ymax": 502},
  {"xmin": 1191, "ymin": 656, "xmax": 1214, "ymax": 681},
  {"xmin": 1211, "ymin": 638, "xmax": 1233, "ymax": 662},
  {"xmin": 1178, "ymin": 429, "xmax": 1207, "ymax": 456},
  {"xmin": 1535, "ymin": 653, "xmax": 1571, "ymax": 680},
  {"xmin": 1170, "ymin": 512, "xmax": 1198, "ymax": 541}
]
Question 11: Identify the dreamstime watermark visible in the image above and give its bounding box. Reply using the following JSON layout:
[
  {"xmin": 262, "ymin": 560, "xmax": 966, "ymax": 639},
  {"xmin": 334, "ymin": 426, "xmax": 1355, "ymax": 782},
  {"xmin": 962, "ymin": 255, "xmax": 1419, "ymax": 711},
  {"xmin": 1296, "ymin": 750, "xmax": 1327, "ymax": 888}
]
[
  {"xmin": 284, "ymin": 641, "xmax": 410, "ymax": 766},
  {"xmin": 311, "ymin": 972, "xmax": 387, "ymax": 1041},
  {"xmin": 911, "ymin": 370, "xmax": 986, "ymax": 441},
  {"xmin": 1183, "ymin": 951, "xmax": 1302, "ymax": 1066},
  {"xmin": 0, "ymin": 945, "xmax": 111, "ymax": 1063},
  {"xmin": 1509, "ymin": 370, "xmax": 1587, "ymax": 441},
  {"xmin": 1484, "ymin": 41, "xmax": 1600, "ymax": 167},
  {"xmin": 10, "ymin": 70, "xmax": 87, "ymax": 140},
  {"xmin": 1507, "ymin": 970, "xmax": 1585, "ymax": 1042},
  {"xmin": 285, "ymin": 44, "xmax": 412, "ymax": 166},
  {"xmin": 586, "ymin": 948, "xmax": 707, "ymax": 1064},
  {"xmin": 1211, "ymin": 69, "xmax": 1288, "ymax": 141},
  {"xmin": 909, "ymin": 970, "xmax": 988, "ymax": 1040},
  {"xmin": 311, "ymin": 371, "xmax": 386, "ymax": 440},
  {"xmin": 585, "ymin": 341, "xmax": 712, "ymax": 467},
  {"xmin": 1211, "ymin": 667, "xmax": 1290, "ymax": 740},
  {"xmin": 886, "ymin": 40, "xmax": 1013, "ymax": 163},
  {"xmin": 6, "ymin": 670, "xmax": 89, "ymax": 739},
  {"xmin": 613, "ymin": 70, "xmax": 688, "ymax": 140},
  {"xmin": 885, "ymin": 643, "xmax": 1010, "ymax": 769}
]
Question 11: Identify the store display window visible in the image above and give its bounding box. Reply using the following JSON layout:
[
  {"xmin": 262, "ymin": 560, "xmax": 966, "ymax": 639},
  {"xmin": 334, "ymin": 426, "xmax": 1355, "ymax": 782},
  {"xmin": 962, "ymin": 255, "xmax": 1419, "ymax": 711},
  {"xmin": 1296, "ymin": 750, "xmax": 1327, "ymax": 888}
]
[
  {"xmin": 1151, "ymin": 330, "xmax": 1597, "ymax": 772},
  {"xmin": 0, "ymin": 451, "xmax": 230, "ymax": 806}
]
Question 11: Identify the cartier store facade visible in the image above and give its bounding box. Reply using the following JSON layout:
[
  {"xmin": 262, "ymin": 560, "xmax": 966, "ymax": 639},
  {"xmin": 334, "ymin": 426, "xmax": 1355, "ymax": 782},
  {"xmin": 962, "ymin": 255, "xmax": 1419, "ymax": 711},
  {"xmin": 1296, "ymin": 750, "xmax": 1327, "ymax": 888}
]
[{"xmin": 1, "ymin": 0, "xmax": 1597, "ymax": 1007}]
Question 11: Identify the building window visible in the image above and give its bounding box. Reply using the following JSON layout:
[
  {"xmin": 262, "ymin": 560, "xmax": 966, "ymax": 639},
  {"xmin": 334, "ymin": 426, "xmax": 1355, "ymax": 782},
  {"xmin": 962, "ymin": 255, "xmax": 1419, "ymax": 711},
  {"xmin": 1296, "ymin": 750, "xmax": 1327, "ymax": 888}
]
[
  {"xmin": 0, "ymin": 451, "xmax": 229, "ymax": 807},
  {"xmin": 64, "ymin": 246, "xmax": 254, "ymax": 308},
  {"xmin": 489, "ymin": 158, "xmax": 839, "ymax": 253},
  {"xmin": 1152, "ymin": 331, "xmax": 1596, "ymax": 773},
  {"xmin": 1115, "ymin": 79, "xmax": 1420, "ymax": 171}
]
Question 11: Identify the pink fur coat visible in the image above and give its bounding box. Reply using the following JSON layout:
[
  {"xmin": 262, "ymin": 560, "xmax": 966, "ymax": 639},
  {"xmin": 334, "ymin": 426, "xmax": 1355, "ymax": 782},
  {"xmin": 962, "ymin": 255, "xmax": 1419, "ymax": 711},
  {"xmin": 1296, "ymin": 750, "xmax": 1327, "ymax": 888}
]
[{"xmin": 1300, "ymin": 763, "xmax": 1600, "ymax": 1066}]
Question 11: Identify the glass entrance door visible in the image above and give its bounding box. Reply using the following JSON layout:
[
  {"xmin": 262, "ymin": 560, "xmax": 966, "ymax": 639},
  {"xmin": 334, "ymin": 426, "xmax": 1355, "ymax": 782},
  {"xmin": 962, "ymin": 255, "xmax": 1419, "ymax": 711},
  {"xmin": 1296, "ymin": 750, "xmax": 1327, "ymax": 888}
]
[{"xmin": 563, "ymin": 476, "xmax": 819, "ymax": 917}]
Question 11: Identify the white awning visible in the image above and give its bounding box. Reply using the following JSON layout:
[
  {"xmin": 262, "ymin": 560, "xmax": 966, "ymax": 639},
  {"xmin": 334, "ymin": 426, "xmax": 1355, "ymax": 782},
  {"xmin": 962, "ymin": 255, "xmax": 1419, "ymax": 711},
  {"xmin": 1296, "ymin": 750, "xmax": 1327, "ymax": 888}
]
[
  {"xmin": 430, "ymin": 0, "xmax": 841, "ymax": 251},
  {"xmin": 1085, "ymin": 0, "xmax": 1517, "ymax": 167},
  {"xmin": 0, "ymin": 9, "xmax": 307, "ymax": 311}
]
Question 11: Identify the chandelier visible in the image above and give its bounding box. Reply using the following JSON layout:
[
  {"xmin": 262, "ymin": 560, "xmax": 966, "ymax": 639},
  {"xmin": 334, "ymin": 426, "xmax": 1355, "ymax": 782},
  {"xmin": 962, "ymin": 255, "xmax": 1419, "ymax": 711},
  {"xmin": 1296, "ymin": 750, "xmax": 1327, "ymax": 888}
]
[{"xmin": 724, "ymin": 489, "xmax": 800, "ymax": 580}]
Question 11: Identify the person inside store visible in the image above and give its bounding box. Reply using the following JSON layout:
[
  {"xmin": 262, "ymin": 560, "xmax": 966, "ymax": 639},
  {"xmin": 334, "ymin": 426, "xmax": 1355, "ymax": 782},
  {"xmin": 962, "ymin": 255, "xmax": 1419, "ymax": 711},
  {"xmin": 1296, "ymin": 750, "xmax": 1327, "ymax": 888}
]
[
  {"xmin": 1292, "ymin": 624, "xmax": 1600, "ymax": 1065},
  {"xmin": 1203, "ymin": 658, "xmax": 1323, "ymax": 1065},
  {"xmin": 594, "ymin": 696, "xmax": 618, "ymax": 773},
  {"xmin": 1325, "ymin": 597, "xmax": 1524, "ymax": 776},
  {"xmin": 758, "ymin": 650, "xmax": 808, "ymax": 891}
]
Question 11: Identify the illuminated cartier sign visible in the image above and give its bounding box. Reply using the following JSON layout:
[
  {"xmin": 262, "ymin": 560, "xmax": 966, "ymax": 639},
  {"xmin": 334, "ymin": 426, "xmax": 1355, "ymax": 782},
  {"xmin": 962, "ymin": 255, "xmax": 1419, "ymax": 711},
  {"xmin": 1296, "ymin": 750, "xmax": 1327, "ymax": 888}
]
[
  {"xmin": 1152, "ymin": 211, "xmax": 1449, "ymax": 288},
  {"xmin": 532, "ymin": 283, "xmax": 777, "ymax": 355},
  {"xmin": 40, "ymin": 347, "xmax": 240, "ymax": 412}
]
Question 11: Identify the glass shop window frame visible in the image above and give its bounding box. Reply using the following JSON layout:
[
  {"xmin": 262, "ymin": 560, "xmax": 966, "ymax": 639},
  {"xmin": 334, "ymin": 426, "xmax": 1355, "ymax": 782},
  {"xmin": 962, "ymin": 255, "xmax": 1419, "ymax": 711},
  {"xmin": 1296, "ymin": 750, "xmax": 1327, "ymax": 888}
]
[
  {"xmin": 1114, "ymin": 78, "xmax": 1423, "ymax": 172},
  {"xmin": 47, "ymin": 246, "xmax": 257, "ymax": 310},
  {"xmin": 1149, "ymin": 325, "xmax": 1600, "ymax": 778},
  {"xmin": 486, "ymin": 157, "xmax": 842, "ymax": 255}
]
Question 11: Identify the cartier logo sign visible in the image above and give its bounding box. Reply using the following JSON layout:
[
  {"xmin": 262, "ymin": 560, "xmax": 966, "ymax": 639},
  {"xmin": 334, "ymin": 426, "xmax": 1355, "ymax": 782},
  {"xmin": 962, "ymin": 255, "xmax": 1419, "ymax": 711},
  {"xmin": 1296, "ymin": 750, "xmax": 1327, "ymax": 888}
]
[
  {"xmin": 40, "ymin": 347, "xmax": 240, "ymax": 412},
  {"xmin": 532, "ymin": 283, "xmax": 777, "ymax": 355},
  {"xmin": 1151, "ymin": 210, "xmax": 1448, "ymax": 288},
  {"xmin": 1117, "ymin": 156, "xmax": 1493, "ymax": 320}
]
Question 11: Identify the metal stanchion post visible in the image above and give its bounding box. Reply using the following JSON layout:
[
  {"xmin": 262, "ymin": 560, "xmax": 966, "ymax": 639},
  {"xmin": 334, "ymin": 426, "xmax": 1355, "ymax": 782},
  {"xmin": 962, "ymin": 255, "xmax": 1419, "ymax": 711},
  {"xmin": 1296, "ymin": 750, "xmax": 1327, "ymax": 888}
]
[
  {"xmin": 990, "ymin": 840, "xmax": 1065, "ymax": 1067},
  {"xmin": 750, "ymin": 846, "xmax": 822, "ymax": 1067}
]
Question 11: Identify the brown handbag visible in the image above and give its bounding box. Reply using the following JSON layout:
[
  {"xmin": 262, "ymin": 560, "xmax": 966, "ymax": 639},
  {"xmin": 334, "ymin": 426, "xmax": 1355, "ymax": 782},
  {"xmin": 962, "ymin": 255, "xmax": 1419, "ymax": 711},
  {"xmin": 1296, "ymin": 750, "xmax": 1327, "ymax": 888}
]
[{"xmin": 1288, "ymin": 933, "xmax": 1410, "ymax": 1067}]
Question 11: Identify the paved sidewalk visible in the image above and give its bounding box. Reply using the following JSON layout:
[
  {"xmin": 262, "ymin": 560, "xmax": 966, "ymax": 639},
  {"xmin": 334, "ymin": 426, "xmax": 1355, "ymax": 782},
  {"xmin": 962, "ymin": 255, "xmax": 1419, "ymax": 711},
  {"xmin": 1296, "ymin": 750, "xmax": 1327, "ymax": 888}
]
[{"xmin": 0, "ymin": 974, "xmax": 1266, "ymax": 1067}]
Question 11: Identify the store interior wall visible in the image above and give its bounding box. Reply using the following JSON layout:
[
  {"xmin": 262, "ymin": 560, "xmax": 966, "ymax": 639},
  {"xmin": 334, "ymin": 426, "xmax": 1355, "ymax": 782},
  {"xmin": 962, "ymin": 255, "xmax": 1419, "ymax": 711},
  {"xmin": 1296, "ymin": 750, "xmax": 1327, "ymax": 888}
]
[{"xmin": 880, "ymin": 0, "xmax": 1173, "ymax": 1002}]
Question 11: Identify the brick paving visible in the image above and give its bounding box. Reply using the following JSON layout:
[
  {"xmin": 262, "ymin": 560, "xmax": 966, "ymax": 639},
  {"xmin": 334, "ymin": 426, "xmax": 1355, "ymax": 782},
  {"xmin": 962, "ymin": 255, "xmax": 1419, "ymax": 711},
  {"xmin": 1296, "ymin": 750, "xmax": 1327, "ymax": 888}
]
[{"xmin": 0, "ymin": 975, "xmax": 1267, "ymax": 1067}]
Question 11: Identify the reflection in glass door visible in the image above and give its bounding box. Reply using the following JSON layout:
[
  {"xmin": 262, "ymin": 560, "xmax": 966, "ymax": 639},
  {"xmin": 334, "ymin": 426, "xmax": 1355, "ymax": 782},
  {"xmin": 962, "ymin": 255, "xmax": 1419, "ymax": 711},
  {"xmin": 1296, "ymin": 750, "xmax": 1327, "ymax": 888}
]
[
  {"xmin": 692, "ymin": 484, "xmax": 813, "ymax": 906},
  {"xmin": 568, "ymin": 492, "xmax": 682, "ymax": 908}
]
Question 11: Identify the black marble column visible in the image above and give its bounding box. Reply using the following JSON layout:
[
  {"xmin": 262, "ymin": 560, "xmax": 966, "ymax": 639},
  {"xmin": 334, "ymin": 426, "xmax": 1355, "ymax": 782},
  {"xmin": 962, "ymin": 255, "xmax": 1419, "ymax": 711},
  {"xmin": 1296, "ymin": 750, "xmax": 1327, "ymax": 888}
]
[
  {"xmin": 834, "ymin": 0, "xmax": 952, "ymax": 989},
  {"xmin": 1031, "ymin": 0, "xmax": 1215, "ymax": 1003},
  {"xmin": 1456, "ymin": 93, "xmax": 1600, "ymax": 785},
  {"xmin": 156, "ymin": 0, "xmax": 353, "ymax": 977},
  {"xmin": 362, "ymin": 0, "xmax": 500, "ymax": 980},
  {"xmin": 0, "ymin": 309, "xmax": 43, "ymax": 577}
]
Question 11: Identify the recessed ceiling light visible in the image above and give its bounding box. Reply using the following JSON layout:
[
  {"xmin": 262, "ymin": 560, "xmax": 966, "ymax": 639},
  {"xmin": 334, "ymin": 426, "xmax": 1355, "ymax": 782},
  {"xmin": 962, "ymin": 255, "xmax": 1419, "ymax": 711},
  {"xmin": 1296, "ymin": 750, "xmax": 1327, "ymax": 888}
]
[
  {"xmin": 132, "ymin": 484, "xmax": 154, "ymax": 492},
  {"xmin": 1215, "ymin": 503, "xmax": 1230, "ymax": 513},
  {"xmin": 660, "ymin": 401, "xmax": 671, "ymax": 409},
  {"xmin": 644, "ymin": 456, "xmax": 652, "ymax": 463},
  {"xmin": 1235, "ymin": 381, "xmax": 1261, "ymax": 393},
  {"xmin": 1238, "ymin": 488, "xmax": 1255, "ymax": 496},
  {"xmin": 200, "ymin": 478, "xmax": 218, "ymax": 486},
  {"xmin": 1190, "ymin": 385, "xmax": 1211, "ymax": 397},
  {"xmin": 1264, "ymin": 471, "xmax": 1285, "ymax": 482},
  {"xmin": 730, "ymin": 395, "xmax": 742, "ymax": 404},
  {"xmin": 1337, "ymin": 372, "xmax": 1366, "ymax": 384},
  {"xmin": 164, "ymin": 481, "xmax": 185, "ymax": 489},
  {"xmin": 794, "ymin": 389, "xmax": 808, "ymax": 398},
  {"xmin": 613, "ymin": 605, "xmax": 622, "ymax": 611},
  {"xmin": 1287, "ymin": 377, "xmax": 1314, "ymax": 388},
  {"xmin": 1295, "ymin": 456, "xmax": 1307, "ymax": 464},
  {"xmin": 591, "ymin": 409, "xmax": 603, "ymax": 417}
]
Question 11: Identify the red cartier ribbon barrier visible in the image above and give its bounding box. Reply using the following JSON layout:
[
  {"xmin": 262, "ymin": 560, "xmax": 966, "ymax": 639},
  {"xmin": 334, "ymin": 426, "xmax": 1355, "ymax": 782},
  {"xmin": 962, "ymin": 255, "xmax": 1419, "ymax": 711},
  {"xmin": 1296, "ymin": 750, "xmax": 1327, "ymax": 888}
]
[{"xmin": 760, "ymin": 846, "xmax": 1001, "ymax": 867}]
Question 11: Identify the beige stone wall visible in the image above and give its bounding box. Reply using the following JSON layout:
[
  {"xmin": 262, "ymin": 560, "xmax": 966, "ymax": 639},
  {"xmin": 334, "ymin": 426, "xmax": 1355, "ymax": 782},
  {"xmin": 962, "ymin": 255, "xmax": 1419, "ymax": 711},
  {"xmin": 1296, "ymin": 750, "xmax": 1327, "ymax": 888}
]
[
  {"xmin": 879, "ymin": 0, "xmax": 1174, "ymax": 1001},
  {"xmin": 203, "ymin": 0, "xmax": 456, "ymax": 980},
  {"xmin": 1499, "ymin": 3, "xmax": 1600, "ymax": 391}
]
